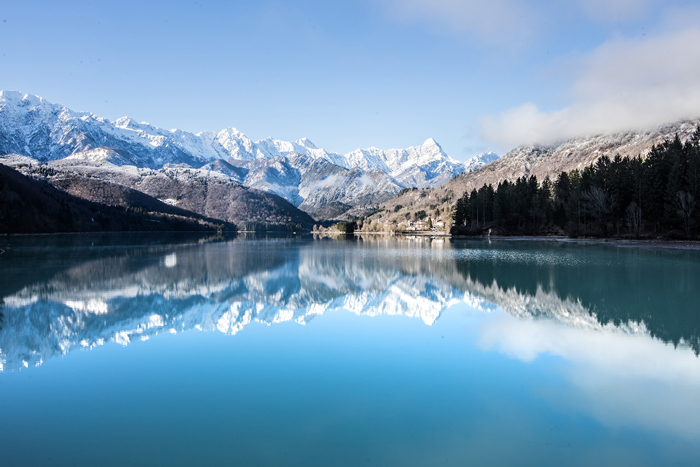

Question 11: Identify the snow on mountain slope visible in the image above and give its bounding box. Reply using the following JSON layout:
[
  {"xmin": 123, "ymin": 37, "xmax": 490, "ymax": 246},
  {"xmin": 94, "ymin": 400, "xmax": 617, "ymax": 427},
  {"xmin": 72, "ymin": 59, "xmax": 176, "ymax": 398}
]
[
  {"xmin": 464, "ymin": 151, "xmax": 499, "ymax": 173},
  {"xmin": 0, "ymin": 153, "xmax": 316, "ymax": 226},
  {"xmin": 236, "ymin": 155, "xmax": 306, "ymax": 206},
  {"xmin": 211, "ymin": 127, "xmax": 270, "ymax": 160},
  {"xmin": 232, "ymin": 153, "xmax": 402, "ymax": 213},
  {"xmin": 255, "ymin": 137, "xmax": 351, "ymax": 168},
  {"xmin": 343, "ymin": 138, "xmax": 469, "ymax": 188},
  {"xmin": 0, "ymin": 90, "xmax": 265, "ymax": 167},
  {"xmin": 62, "ymin": 147, "xmax": 135, "ymax": 165},
  {"xmin": 365, "ymin": 118, "xmax": 700, "ymax": 230},
  {"xmin": 451, "ymin": 118, "xmax": 700, "ymax": 195},
  {"xmin": 255, "ymin": 137, "xmax": 313, "ymax": 158},
  {"xmin": 0, "ymin": 91, "xmax": 495, "ymax": 186},
  {"xmin": 0, "ymin": 91, "xmax": 504, "ymax": 218},
  {"xmin": 293, "ymin": 154, "xmax": 402, "ymax": 216}
]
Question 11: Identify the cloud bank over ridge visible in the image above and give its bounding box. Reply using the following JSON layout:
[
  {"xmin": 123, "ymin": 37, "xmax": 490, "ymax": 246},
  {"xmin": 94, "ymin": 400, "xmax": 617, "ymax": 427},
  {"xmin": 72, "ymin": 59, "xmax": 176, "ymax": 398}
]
[
  {"xmin": 481, "ymin": 23, "xmax": 700, "ymax": 148},
  {"xmin": 380, "ymin": 1, "xmax": 700, "ymax": 149}
]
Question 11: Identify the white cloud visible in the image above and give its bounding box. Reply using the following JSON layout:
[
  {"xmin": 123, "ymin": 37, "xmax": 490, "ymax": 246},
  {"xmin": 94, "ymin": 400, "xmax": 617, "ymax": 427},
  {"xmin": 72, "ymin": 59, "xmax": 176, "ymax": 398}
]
[
  {"xmin": 481, "ymin": 26, "xmax": 700, "ymax": 148},
  {"xmin": 576, "ymin": 0, "xmax": 659, "ymax": 22},
  {"xmin": 377, "ymin": 0, "xmax": 538, "ymax": 45},
  {"xmin": 377, "ymin": 0, "xmax": 671, "ymax": 45},
  {"xmin": 307, "ymin": 174, "xmax": 342, "ymax": 191},
  {"xmin": 478, "ymin": 313, "xmax": 700, "ymax": 438},
  {"xmin": 356, "ymin": 173, "xmax": 376, "ymax": 186},
  {"xmin": 376, "ymin": 1, "xmax": 700, "ymax": 148}
]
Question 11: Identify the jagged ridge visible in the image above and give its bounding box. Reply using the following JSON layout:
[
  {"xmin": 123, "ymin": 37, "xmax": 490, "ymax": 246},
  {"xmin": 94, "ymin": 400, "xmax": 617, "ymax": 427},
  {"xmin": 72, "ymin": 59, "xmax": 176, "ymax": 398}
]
[{"xmin": 0, "ymin": 91, "xmax": 499, "ymax": 220}]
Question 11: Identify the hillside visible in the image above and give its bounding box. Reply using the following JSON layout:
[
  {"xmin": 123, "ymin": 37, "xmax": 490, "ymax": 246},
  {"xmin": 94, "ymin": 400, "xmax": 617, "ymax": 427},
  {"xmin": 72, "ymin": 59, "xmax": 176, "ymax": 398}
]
[
  {"xmin": 0, "ymin": 163, "xmax": 233, "ymax": 233},
  {"xmin": 0, "ymin": 154, "xmax": 315, "ymax": 228},
  {"xmin": 361, "ymin": 119, "xmax": 700, "ymax": 231},
  {"xmin": 0, "ymin": 91, "xmax": 497, "ymax": 220}
]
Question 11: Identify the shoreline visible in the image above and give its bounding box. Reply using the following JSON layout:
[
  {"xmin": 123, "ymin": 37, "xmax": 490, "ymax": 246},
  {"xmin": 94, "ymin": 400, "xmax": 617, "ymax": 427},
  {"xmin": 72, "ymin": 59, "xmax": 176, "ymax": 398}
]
[
  {"xmin": 357, "ymin": 230, "xmax": 700, "ymax": 250},
  {"xmin": 451, "ymin": 234, "xmax": 700, "ymax": 250},
  {"xmin": 0, "ymin": 230, "xmax": 237, "ymax": 237},
  {"xmin": 3, "ymin": 230, "xmax": 700, "ymax": 250},
  {"xmin": 354, "ymin": 231, "xmax": 451, "ymax": 237}
]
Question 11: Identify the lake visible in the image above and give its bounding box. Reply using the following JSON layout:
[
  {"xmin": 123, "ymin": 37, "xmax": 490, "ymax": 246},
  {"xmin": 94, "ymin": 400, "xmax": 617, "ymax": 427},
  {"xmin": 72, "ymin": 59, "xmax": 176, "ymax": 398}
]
[{"xmin": 1, "ymin": 234, "xmax": 699, "ymax": 466}]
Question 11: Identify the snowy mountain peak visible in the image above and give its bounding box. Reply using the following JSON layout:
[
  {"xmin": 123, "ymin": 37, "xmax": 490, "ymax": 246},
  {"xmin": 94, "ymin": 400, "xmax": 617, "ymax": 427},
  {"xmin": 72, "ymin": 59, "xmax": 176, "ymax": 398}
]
[
  {"xmin": 217, "ymin": 127, "xmax": 246, "ymax": 139},
  {"xmin": 0, "ymin": 90, "xmax": 23, "ymax": 102},
  {"xmin": 0, "ymin": 91, "xmax": 52, "ymax": 108},
  {"xmin": 422, "ymin": 137, "xmax": 441, "ymax": 149},
  {"xmin": 295, "ymin": 138, "xmax": 317, "ymax": 149},
  {"xmin": 114, "ymin": 116, "xmax": 139, "ymax": 129},
  {"xmin": 0, "ymin": 91, "xmax": 473, "ymax": 197},
  {"xmin": 464, "ymin": 151, "xmax": 500, "ymax": 172},
  {"xmin": 0, "ymin": 90, "xmax": 43, "ymax": 105}
]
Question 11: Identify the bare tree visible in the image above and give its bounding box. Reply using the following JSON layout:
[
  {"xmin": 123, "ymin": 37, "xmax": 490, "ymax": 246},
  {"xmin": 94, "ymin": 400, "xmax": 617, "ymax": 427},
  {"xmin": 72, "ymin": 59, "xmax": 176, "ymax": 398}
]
[
  {"xmin": 581, "ymin": 187, "xmax": 612, "ymax": 235},
  {"xmin": 529, "ymin": 205, "xmax": 547, "ymax": 230},
  {"xmin": 676, "ymin": 191, "xmax": 696, "ymax": 237},
  {"xmin": 625, "ymin": 201, "xmax": 641, "ymax": 237}
]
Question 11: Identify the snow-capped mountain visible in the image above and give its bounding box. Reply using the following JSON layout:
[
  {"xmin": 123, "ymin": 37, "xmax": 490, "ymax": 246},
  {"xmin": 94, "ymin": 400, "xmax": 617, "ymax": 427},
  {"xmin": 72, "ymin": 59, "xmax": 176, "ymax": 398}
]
[
  {"xmin": 225, "ymin": 153, "xmax": 403, "ymax": 215},
  {"xmin": 0, "ymin": 91, "xmax": 498, "ymax": 199},
  {"xmin": 0, "ymin": 150, "xmax": 401, "ymax": 221},
  {"xmin": 464, "ymin": 151, "xmax": 500, "ymax": 172},
  {"xmin": 447, "ymin": 118, "xmax": 700, "ymax": 196},
  {"xmin": 342, "ymin": 138, "xmax": 464, "ymax": 188},
  {"xmin": 366, "ymin": 117, "xmax": 700, "ymax": 228},
  {"xmin": 0, "ymin": 153, "xmax": 316, "ymax": 226},
  {"xmin": 0, "ymin": 91, "xmax": 215, "ymax": 167}
]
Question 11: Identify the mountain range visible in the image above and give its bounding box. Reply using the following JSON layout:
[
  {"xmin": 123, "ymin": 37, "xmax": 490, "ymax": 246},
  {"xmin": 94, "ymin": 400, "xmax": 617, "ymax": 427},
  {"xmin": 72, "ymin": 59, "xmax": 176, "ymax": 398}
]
[
  {"xmin": 0, "ymin": 91, "xmax": 497, "ymax": 222},
  {"xmin": 7, "ymin": 89, "xmax": 693, "ymax": 231},
  {"xmin": 365, "ymin": 117, "xmax": 700, "ymax": 230},
  {"xmin": 0, "ymin": 163, "xmax": 235, "ymax": 233}
]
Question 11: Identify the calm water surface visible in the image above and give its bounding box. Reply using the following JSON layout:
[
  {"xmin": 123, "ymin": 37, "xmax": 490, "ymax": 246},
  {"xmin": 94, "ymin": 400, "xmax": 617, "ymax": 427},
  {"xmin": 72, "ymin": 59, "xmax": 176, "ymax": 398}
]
[{"xmin": 1, "ymin": 234, "xmax": 699, "ymax": 466}]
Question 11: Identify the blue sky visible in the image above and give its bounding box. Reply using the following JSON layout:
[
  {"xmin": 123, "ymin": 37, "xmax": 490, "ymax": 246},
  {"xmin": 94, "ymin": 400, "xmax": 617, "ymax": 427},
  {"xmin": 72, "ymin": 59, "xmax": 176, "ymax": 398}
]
[{"xmin": 1, "ymin": 0, "xmax": 699, "ymax": 160}]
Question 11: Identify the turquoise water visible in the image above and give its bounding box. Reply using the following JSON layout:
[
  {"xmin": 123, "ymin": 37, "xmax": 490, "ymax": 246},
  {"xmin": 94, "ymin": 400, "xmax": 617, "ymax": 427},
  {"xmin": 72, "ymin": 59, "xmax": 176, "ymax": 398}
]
[{"xmin": 1, "ymin": 234, "xmax": 699, "ymax": 466}]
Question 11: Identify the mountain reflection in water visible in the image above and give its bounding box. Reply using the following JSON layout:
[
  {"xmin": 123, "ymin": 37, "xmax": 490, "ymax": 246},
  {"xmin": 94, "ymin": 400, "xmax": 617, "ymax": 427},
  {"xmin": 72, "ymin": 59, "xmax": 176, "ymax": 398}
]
[
  {"xmin": 2, "ymin": 234, "xmax": 700, "ymax": 466},
  {"xmin": 1, "ymin": 234, "xmax": 698, "ymax": 372}
]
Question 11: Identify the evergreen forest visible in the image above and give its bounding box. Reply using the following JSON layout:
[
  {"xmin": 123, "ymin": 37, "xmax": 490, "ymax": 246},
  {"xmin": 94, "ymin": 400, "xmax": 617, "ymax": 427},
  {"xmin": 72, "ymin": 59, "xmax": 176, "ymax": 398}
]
[{"xmin": 451, "ymin": 128, "xmax": 700, "ymax": 238}]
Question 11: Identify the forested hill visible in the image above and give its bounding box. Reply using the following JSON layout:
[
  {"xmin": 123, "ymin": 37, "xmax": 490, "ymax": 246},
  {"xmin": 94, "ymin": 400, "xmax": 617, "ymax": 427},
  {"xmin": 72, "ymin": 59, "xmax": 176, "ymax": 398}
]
[
  {"xmin": 0, "ymin": 164, "xmax": 234, "ymax": 234},
  {"xmin": 360, "ymin": 118, "xmax": 699, "ymax": 233},
  {"xmin": 452, "ymin": 128, "xmax": 700, "ymax": 238},
  {"xmin": 0, "ymin": 155, "xmax": 316, "ymax": 229}
]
